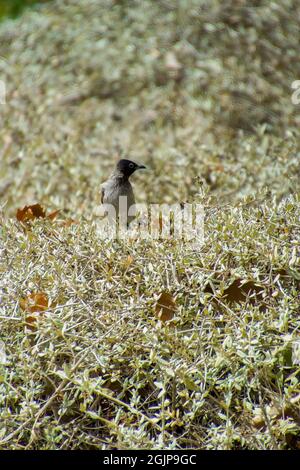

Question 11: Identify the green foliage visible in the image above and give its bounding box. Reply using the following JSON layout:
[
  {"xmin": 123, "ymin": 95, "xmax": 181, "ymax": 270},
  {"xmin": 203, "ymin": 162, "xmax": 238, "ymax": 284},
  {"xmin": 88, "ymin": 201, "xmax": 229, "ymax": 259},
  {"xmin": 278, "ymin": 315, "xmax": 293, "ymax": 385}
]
[{"xmin": 0, "ymin": 0, "xmax": 49, "ymax": 19}]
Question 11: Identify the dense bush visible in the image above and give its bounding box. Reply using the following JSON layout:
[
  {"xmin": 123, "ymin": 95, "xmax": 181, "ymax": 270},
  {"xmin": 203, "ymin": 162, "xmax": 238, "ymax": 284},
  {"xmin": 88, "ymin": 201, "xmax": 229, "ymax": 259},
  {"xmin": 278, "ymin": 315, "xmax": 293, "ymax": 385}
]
[{"xmin": 0, "ymin": 0, "xmax": 299, "ymax": 450}]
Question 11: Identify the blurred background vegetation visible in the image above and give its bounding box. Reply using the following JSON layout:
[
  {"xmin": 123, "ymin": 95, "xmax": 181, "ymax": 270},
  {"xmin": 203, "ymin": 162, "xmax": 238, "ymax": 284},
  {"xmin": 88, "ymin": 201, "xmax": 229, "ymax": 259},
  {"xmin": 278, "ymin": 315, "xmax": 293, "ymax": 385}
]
[
  {"xmin": 0, "ymin": 0, "xmax": 49, "ymax": 19},
  {"xmin": 0, "ymin": 0, "xmax": 299, "ymax": 213}
]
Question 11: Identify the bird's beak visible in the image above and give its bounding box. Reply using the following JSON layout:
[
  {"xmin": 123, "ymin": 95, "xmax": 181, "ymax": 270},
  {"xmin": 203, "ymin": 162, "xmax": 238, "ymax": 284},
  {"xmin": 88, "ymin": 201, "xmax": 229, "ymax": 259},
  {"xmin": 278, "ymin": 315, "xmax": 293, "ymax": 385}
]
[{"xmin": 137, "ymin": 164, "xmax": 146, "ymax": 170}]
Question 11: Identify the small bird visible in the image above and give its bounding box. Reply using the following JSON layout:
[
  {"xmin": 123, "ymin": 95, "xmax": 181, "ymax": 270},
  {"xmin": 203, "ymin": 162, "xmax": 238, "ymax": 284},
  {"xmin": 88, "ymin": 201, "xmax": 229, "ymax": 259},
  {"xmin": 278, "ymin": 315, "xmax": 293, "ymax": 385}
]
[{"xmin": 100, "ymin": 159, "xmax": 146, "ymax": 227}]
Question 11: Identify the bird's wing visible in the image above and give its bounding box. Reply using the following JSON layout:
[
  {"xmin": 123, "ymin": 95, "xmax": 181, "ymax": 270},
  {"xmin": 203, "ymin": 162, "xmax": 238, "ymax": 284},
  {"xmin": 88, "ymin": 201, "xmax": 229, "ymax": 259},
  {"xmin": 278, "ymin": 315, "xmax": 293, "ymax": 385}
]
[{"xmin": 100, "ymin": 184, "xmax": 106, "ymax": 204}]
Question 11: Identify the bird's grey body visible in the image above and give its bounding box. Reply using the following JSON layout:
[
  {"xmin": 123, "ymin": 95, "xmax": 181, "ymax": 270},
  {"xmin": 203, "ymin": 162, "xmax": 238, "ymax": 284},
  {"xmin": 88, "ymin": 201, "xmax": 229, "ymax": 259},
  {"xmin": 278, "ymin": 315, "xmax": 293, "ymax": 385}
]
[
  {"xmin": 101, "ymin": 175, "xmax": 135, "ymax": 224},
  {"xmin": 100, "ymin": 159, "xmax": 145, "ymax": 227}
]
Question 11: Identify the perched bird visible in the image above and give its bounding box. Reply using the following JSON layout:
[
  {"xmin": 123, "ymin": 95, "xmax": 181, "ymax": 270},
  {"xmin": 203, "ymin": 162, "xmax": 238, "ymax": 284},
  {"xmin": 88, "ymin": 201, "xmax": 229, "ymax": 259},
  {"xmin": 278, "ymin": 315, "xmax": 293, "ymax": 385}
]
[{"xmin": 100, "ymin": 159, "xmax": 146, "ymax": 227}]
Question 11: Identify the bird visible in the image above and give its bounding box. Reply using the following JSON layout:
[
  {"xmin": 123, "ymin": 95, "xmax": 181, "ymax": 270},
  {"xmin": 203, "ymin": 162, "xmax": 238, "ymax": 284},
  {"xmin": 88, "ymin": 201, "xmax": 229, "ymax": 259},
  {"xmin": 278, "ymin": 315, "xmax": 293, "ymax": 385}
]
[{"xmin": 100, "ymin": 159, "xmax": 146, "ymax": 228}]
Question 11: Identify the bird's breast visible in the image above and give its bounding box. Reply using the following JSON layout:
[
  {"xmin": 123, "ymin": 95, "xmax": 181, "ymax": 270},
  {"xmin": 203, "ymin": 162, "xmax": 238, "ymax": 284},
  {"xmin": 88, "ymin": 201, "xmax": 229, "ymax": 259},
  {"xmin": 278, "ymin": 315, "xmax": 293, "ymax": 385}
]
[{"xmin": 103, "ymin": 180, "xmax": 135, "ymax": 210}]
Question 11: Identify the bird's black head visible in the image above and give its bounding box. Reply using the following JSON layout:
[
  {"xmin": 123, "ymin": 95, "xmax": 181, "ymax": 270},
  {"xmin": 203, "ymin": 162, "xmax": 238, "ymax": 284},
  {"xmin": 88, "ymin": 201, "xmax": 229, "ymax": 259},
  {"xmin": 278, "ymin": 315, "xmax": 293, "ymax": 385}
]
[{"xmin": 116, "ymin": 159, "xmax": 146, "ymax": 178}]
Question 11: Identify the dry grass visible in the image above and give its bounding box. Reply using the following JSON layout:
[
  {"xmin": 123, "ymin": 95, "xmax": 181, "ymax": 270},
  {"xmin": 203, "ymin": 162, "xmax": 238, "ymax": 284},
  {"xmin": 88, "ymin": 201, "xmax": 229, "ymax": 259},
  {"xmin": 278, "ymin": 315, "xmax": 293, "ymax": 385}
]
[{"xmin": 0, "ymin": 0, "xmax": 300, "ymax": 449}]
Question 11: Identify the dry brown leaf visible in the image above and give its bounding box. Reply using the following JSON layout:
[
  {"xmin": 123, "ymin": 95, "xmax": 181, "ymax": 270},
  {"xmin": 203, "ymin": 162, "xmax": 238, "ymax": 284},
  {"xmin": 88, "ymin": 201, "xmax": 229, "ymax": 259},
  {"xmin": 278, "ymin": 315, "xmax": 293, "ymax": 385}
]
[
  {"xmin": 47, "ymin": 209, "xmax": 61, "ymax": 220},
  {"xmin": 20, "ymin": 292, "xmax": 49, "ymax": 330},
  {"xmin": 20, "ymin": 292, "xmax": 49, "ymax": 313},
  {"xmin": 222, "ymin": 279, "xmax": 264, "ymax": 304},
  {"xmin": 16, "ymin": 204, "xmax": 46, "ymax": 224},
  {"xmin": 16, "ymin": 205, "xmax": 63, "ymax": 225},
  {"xmin": 155, "ymin": 291, "xmax": 177, "ymax": 322}
]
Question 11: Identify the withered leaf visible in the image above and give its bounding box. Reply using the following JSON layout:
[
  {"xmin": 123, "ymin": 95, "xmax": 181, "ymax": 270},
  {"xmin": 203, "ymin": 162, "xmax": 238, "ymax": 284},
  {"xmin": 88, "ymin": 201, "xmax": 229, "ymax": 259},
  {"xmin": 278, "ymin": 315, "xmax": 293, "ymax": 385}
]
[
  {"xmin": 16, "ymin": 204, "xmax": 46, "ymax": 223},
  {"xmin": 155, "ymin": 291, "xmax": 177, "ymax": 322},
  {"xmin": 20, "ymin": 292, "xmax": 49, "ymax": 313},
  {"xmin": 20, "ymin": 292, "xmax": 49, "ymax": 330},
  {"xmin": 222, "ymin": 279, "xmax": 264, "ymax": 304},
  {"xmin": 16, "ymin": 204, "xmax": 80, "ymax": 230},
  {"xmin": 16, "ymin": 205, "xmax": 62, "ymax": 225},
  {"xmin": 47, "ymin": 209, "xmax": 61, "ymax": 220}
]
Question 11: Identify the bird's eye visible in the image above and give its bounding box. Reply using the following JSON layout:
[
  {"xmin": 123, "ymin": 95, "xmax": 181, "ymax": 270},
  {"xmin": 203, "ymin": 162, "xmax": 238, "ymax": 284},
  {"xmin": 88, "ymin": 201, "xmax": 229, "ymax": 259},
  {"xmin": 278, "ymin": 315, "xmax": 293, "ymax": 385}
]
[{"xmin": 129, "ymin": 163, "xmax": 135, "ymax": 168}]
